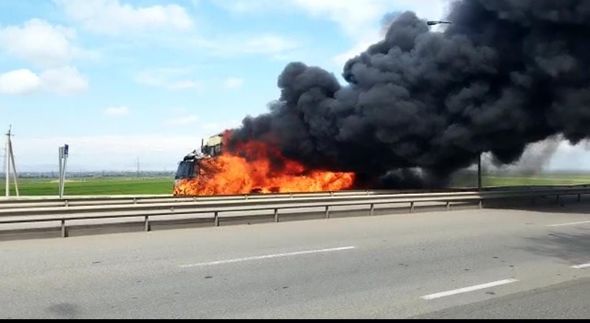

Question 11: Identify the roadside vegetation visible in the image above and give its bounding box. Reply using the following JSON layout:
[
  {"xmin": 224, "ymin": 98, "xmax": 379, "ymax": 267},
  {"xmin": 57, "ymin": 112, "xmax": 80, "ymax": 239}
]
[
  {"xmin": 1, "ymin": 173, "xmax": 589, "ymax": 197},
  {"xmin": 1, "ymin": 177, "xmax": 175, "ymax": 196},
  {"xmin": 452, "ymin": 172, "xmax": 590, "ymax": 188}
]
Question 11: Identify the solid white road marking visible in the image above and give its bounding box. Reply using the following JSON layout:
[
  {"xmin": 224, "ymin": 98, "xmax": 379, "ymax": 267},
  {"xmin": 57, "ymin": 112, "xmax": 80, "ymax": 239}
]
[
  {"xmin": 572, "ymin": 263, "xmax": 590, "ymax": 269},
  {"xmin": 179, "ymin": 246, "xmax": 356, "ymax": 268},
  {"xmin": 421, "ymin": 279, "xmax": 519, "ymax": 300},
  {"xmin": 547, "ymin": 220, "xmax": 590, "ymax": 227}
]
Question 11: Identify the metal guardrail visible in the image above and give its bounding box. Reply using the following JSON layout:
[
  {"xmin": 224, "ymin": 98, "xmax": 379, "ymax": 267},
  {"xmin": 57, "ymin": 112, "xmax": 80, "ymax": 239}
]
[
  {"xmin": 0, "ymin": 190, "xmax": 546, "ymax": 216},
  {"xmin": 0, "ymin": 190, "xmax": 477, "ymax": 210},
  {"xmin": 0, "ymin": 187, "xmax": 588, "ymax": 238},
  {"xmin": 0, "ymin": 190, "xmax": 395, "ymax": 209},
  {"xmin": 1, "ymin": 187, "xmax": 587, "ymax": 215},
  {"xmin": 2, "ymin": 184, "xmax": 586, "ymax": 207},
  {"xmin": 0, "ymin": 187, "xmax": 490, "ymax": 206},
  {"xmin": 0, "ymin": 190, "xmax": 394, "ymax": 203}
]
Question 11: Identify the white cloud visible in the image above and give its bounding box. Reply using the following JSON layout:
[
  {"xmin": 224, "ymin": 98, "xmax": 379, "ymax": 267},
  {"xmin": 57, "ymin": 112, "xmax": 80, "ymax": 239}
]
[
  {"xmin": 165, "ymin": 115, "xmax": 200, "ymax": 127},
  {"xmin": 332, "ymin": 38, "xmax": 378, "ymax": 66},
  {"xmin": 244, "ymin": 35, "xmax": 299, "ymax": 55},
  {"xmin": 201, "ymin": 119, "xmax": 241, "ymax": 132},
  {"xmin": 103, "ymin": 106, "xmax": 130, "ymax": 117},
  {"xmin": 0, "ymin": 67, "xmax": 88, "ymax": 96},
  {"xmin": 195, "ymin": 34, "xmax": 300, "ymax": 58},
  {"xmin": 214, "ymin": 0, "xmax": 447, "ymax": 39},
  {"xmin": 0, "ymin": 19, "xmax": 90, "ymax": 68},
  {"xmin": 167, "ymin": 80, "xmax": 202, "ymax": 91},
  {"xmin": 57, "ymin": 0, "xmax": 194, "ymax": 35},
  {"xmin": 164, "ymin": 115, "xmax": 240, "ymax": 133},
  {"xmin": 212, "ymin": 0, "xmax": 448, "ymax": 66},
  {"xmin": 210, "ymin": 0, "xmax": 281, "ymax": 14},
  {"xmin": 0, "ymin": 69, "xmax": 42, "ymax": 95},
  {"xmin": 292, "ymin": 0, "xmax": 394, "ymax": 39},
  {"xmin": 40, "ymin": 66, "xmax": 89, "ymax": 95},
  {"xmin": 327, "ymin": 0, "xmax": 449, "ymax": 67},
  {"xmin": 224, "ymin": 77, "xmax": 244, "ymax": 90},
  {"xmin": 13, "ymin": 134, "xmax": 206, "ymax": 172},
  {"xmin": 0, "ymin": 20, "xmax": 91, "ymax": 95},
  {"xmin": 136, "ymin": 68, "xmax": 202, "ymax": 91}
]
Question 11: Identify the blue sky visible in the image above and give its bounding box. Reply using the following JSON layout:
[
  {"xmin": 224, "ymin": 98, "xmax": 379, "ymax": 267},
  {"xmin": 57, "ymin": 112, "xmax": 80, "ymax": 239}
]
[{"xmin": 1, "ymin": 0, "xmax": 589, "ymax": 172}]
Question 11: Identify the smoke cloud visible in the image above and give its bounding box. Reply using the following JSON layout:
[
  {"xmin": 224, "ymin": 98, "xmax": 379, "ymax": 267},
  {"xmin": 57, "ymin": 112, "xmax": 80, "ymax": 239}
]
[
  {"xmin": 484, "ymin": 136, "xmax": 562, "ymax": 176},
  {"xmin": 229, "ymin": 0, "xmax": 590, "ymax": 188}
]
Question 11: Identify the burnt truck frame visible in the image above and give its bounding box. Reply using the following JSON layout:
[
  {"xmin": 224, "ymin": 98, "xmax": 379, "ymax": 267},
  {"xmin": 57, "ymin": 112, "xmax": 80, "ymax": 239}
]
[{"xmin": 175, "ymin": 134, "xmax": 224, "ymax": 180}]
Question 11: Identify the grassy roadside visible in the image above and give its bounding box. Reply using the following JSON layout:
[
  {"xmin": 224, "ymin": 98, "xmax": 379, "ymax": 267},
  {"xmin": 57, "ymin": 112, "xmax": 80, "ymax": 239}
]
[
  {"xmin": 1, "ymin": 177, "xmax": 175, "ymax": 196},
  {"xmin": 485, "ymin": 175, "xmax": 590, "ymax": 187},
  {"xmin": 1, "ymin": 174, "xmax": 589, "ymax": 197}
]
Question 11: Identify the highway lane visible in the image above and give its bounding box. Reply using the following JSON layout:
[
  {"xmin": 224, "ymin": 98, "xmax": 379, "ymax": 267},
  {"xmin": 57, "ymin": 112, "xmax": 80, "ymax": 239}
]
[
  {"xmin": 0, "ymin": 202, "xmax": 588, "ymax": 318},
  {"xmin": 413, "ymin": 278, "xmax": 590, "ymax": 319}
]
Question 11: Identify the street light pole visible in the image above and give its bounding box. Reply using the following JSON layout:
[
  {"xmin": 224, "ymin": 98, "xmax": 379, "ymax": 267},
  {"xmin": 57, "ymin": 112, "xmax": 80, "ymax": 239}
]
[
  {"xmin": 4, "ymin": 128, "xmax": 9, "ymax": 197},
  {"xmin": 427, "ymin": 20, "xmax": 452, "ymax": 26},
  {"xmin": 478, "ymin": 153, "xmax": 483, "ymax": 191}
]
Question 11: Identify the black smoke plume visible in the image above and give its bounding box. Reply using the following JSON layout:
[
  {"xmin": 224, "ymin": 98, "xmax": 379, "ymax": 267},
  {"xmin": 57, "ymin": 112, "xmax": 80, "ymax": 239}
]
[{"xmin": 229, "ymin": 0, "xmax": 590, "ymax": 188}]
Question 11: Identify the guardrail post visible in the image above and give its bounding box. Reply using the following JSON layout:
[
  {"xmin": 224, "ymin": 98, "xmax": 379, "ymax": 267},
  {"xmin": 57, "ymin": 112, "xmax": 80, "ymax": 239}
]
[
  {"xmin": 274, "ymin": 208, "xmax": 279, "ymax": 223},
  {"xmin": 446, "ymin": 201, "xmax": 451, "ymax": 211},
  {"xmin": 144, "ymin": 216, "xmax": 151, "ymax": 232},
  {"xmin": 478, "ymin": 199, "xmax": 483, "ymax": 209},
  {"xmin": 133, "ymin": 198, "xmax": 138, "ymax": 205},
  {"xmin": 61, "ymin": 219, "xmax": 67, "ymax": 238},
  {"xmin": 64, "ymin": 200, "xmax": 69, "ymax": 207},
  {"xmin": 325, "ymin": 206, "xmax": 330, "ymax": 219},
  {"xmin": 214, "ymin": 212, "xmax": 220, "ymax": 227},
  {"xmin": 330, "ymin": 191, "xmax": 334, "ymax": 197},
  {"xmin": 245, "ymin": 195, "xmax": 249, "ymax": 200},
  {"xmin": 370, "ymin": 204, "xmax": 375, "ymax": 216},
  {"xmin": 410, "ymin": 202, "xmax": 415, "ymax": 213}
]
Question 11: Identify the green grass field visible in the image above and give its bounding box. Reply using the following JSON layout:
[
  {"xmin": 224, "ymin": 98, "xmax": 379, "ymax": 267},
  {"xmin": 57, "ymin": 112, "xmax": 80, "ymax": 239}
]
[
  {"xmin": 452, "ymin": 172, "xmax": 590, "ymax": 188},
  {"xmin": 1, "ymin": 177, "xmax": 175, "ymax": 197},
  {"xmin": 1, "ymin": 173, "xmax": 589, "ymax": 197},
  {"xmin": 484, "ymin": 175, "xmax": 590, "ymax": 187}
]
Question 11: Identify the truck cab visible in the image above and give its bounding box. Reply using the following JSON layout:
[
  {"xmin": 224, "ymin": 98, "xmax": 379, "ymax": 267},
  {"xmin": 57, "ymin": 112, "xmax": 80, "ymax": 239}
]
[{"xmin": 175, "ymin": 134, "xmax": 224, "ymax": 181}]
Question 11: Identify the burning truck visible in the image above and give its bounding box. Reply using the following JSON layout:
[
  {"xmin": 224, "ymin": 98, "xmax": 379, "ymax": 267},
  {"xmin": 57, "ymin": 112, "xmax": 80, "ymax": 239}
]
[
  {"xmin": 176, "ymin": 1, "xmax": 590, "ymax": 195},
  {"xmin": 173, "ymin": 132, "xmax": 355, "ymax": 197}
]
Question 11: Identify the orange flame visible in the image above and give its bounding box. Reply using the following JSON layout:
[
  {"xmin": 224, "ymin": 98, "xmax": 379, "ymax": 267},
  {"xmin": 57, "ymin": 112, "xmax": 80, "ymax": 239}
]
[{"xmin": 173, "ymin": 136, "xmax": 355, "ymax": 196}]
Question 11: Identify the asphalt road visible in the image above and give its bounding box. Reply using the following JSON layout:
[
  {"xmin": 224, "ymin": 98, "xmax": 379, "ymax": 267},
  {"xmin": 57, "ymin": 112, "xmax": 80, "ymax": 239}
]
[
  {"xmin": 0, "ymin": 202, "xmax": 588, "ymax": 319},
  {"xmin": 414, "ymin": 278, "xmax": 590, "ymax": 319}
]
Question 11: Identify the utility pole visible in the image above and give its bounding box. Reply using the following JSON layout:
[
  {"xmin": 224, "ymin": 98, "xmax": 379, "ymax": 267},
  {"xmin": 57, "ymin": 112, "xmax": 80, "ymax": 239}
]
[{"xmin": 4, "ymin": 126, "xmax": 19, "ymax": 197}]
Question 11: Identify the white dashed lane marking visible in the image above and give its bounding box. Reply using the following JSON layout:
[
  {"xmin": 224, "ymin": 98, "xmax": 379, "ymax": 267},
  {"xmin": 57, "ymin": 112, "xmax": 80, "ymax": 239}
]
[
  {"xmin": 572, "ymin": 263, "xmax": 590, "ymax": 269},
  {"xmin": 179, "ymin": 246, "xmax": 356, "ymax": 268},
  {"xmin": 421, "ymin": 279, "xmax": 519, "ymax": 300},
  {"xmin": 547, "ymin": 220, "xmax": 590, "ymax": 228}
]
